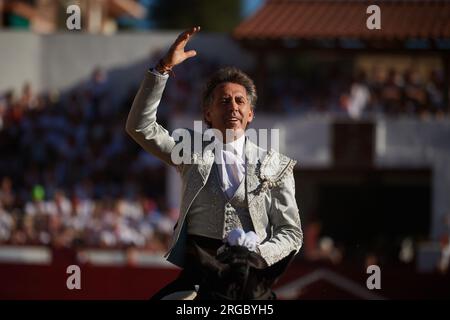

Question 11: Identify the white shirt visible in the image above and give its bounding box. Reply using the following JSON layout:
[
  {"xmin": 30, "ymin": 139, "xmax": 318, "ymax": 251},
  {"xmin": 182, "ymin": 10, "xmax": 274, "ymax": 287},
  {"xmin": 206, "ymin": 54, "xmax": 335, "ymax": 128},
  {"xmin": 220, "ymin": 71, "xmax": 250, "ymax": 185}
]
[{"xmin": 213, "ymin": 133, "xmax": 246, "ymax": 199}]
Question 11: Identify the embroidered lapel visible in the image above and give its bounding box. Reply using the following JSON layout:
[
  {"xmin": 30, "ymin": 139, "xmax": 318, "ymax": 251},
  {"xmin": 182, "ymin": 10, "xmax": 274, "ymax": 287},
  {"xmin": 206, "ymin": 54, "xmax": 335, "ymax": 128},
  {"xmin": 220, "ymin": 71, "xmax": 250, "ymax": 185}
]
[
  {"xmin": 244, "ymin": 137, "xmax": 268, "ymax": 239},
  {"xmin": 245, "ymin": 138, "xmax": 265, "ymax": 206},
  {"xmin": 196, "ymin": 148, "xmax": 215, "ymax": 184}
]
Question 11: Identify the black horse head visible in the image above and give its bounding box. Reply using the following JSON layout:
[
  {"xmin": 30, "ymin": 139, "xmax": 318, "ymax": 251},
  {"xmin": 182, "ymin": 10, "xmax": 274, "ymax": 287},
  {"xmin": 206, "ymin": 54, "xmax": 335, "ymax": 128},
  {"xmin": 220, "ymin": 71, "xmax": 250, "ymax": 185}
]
[{"xmin": 188, "ymin": 242, "xmax": 275, "ymax": 300}]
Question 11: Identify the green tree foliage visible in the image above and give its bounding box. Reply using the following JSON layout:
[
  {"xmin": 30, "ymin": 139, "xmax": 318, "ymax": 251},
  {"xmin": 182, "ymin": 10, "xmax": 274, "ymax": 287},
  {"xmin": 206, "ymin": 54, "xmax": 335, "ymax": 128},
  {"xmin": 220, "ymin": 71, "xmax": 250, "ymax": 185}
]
[{"xmin": 151, "ymin": 0, "xmax": 242, "ymax": 32}]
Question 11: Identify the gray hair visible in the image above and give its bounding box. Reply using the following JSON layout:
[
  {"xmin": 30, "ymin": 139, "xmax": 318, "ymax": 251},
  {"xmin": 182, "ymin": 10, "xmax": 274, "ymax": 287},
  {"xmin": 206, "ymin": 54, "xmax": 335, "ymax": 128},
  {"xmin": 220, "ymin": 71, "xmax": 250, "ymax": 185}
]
[{"xmin": 202, "ymin": 67, "xmax": 257, "ymax": 127}]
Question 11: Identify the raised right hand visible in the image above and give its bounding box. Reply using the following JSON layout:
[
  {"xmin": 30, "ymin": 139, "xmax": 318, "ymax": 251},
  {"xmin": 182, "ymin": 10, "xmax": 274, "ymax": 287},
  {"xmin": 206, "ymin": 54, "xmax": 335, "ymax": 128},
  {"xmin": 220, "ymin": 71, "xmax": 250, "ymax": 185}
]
[{"xmin": 157, "ymin": 26, "xmax": 200, "ymax": 73}]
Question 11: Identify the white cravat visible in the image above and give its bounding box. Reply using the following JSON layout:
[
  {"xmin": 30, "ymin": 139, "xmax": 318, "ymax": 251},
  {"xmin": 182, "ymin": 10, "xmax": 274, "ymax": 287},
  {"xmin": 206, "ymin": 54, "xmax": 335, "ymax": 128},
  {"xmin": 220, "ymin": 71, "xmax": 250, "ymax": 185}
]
[{"xmin": 213, "ymin": 134, "xmax": 246, "ymax": 199}]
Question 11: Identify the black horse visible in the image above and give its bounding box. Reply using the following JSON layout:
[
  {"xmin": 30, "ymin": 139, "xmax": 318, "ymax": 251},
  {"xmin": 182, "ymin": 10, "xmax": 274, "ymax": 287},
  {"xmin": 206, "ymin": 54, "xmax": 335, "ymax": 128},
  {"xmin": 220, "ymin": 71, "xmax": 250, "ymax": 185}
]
[{"xmin": 188, "ymin": 241, "xmax": 295, "ymax": 300}]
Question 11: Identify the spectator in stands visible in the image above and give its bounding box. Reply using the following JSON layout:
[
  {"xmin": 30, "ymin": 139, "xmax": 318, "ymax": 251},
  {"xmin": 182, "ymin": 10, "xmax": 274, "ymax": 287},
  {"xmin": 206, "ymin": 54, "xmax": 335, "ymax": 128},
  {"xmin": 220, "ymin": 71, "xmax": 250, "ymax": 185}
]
[
  {"xmin": 0, "ymin": 94, "xmax": 6, "ymax": 131},
  {"xmin": 381, "ymin": 69, "xmax": 403, "ymax": 115},
  {"xmin": 426, "ymin": 69, "xmax": 445, "ymax": 116},
  {"xmin": 304, "ymin": 219, "xmax": 343, "ymax": 265},
  {"xmin": 19, "ymin": 82, "xmax": 38, "ymax": 110},
  {"xmin": 438, "ymin": 213, "xmax": 450, "ymax": 274},
  {"xmin": 0, "ymin": 200, "xmax": 14, "ymax": 244},
  {"xmin": 347, "ymin": 71, "xmax": 370, "ymax": 119},
  {"xmin": 0, "ymin": 177, "xmax": 15, "ymax": 211},
  {"xmin": 85, "ymin": 67, "xmax": 110, "ymax": 121},
  {"xmin": 403, "ymin": 69, "xmax": 427, "ymax": 115}
]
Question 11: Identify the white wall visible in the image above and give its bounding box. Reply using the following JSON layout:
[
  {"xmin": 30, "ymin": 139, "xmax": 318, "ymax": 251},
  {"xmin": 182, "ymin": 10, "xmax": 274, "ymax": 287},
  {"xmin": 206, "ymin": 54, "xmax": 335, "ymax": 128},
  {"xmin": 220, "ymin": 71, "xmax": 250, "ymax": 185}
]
[
  {"xmin": 0, "ymin": 31, "xmax": 42, "ymax": 94},
  {"xmin": 0, "ymin": 30, "xmax": 254, "ymax": 95}
]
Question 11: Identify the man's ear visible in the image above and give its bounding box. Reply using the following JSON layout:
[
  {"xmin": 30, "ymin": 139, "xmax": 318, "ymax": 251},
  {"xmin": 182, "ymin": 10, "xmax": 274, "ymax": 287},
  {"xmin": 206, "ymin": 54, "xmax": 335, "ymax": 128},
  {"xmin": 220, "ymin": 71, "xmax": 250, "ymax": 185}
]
[{"xmin": 247, "ymin": 108, "xmax": 254, "ymax": 124}]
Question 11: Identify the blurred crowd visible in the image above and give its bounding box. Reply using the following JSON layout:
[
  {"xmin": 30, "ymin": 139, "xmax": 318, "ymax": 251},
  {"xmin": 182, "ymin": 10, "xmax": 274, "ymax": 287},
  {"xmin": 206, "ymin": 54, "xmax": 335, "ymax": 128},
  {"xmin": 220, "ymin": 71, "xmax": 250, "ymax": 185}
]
[
  {"xmin": 302, "ymin": 215, "xmax": 450, "ymax": 275},
  {"xmin": 0, "ymin": 176, "xmax": 177, "ymax": 252},
  {"xmin": 0, "ymin": 56, "xmax": 448, "ymax": 252},
  {"xmin": 0, "ymin": 65, "xmax": 178, "ymax": 251},
  {"xmin": 266, "ymin": 67, "xmax": 447, "ymax": 119}
]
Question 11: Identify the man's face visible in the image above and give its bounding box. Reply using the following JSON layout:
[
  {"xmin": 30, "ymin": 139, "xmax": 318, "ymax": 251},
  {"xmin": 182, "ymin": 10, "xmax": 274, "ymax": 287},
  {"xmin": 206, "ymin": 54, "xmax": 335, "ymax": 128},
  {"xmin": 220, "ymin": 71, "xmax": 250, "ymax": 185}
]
[{"xmin": 204, "ymin": 82, "xmax": 254, "ymax": 141}]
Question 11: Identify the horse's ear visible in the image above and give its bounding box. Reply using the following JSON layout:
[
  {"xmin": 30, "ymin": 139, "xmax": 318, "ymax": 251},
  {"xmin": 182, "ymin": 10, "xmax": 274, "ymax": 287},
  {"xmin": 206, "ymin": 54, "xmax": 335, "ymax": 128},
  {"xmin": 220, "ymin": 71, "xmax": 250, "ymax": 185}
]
[
  {"xmin": 248, "ymin": 252, "xmax": 267, "ymax": 269},
  {"xmin": 191, "ymin": 242, "xmax": 227, "ymax": 274}
]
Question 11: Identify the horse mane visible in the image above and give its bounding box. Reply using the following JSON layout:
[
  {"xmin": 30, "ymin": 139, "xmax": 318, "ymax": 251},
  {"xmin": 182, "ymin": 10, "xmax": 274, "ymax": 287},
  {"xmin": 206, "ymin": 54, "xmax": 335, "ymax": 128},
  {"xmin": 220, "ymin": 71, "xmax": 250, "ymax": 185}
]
[{"xmin": 187, "ymin": 241, "xmax": 275, "ymax": 300}]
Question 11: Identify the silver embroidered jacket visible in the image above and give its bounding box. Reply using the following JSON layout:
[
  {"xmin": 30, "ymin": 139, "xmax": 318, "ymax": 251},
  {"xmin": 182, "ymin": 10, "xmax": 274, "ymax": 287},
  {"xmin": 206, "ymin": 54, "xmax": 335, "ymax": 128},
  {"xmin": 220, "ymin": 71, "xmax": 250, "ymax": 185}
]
[{"xmin": 126, "ymin": 71, "xmax": 303, "ymax": 267}]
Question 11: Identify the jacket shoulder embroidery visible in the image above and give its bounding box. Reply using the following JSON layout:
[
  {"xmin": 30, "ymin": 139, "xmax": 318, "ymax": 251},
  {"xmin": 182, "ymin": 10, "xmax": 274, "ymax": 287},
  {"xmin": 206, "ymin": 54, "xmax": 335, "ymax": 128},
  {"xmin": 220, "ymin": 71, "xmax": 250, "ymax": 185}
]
[{"xmin": 256, "ymin": 150, "xmax": 297, "ymax": 193}]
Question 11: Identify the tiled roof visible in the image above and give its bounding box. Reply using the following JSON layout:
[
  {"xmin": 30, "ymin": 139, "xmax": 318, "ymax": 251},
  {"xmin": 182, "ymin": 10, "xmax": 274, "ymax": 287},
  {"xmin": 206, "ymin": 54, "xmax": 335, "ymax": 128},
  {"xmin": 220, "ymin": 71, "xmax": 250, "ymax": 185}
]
[{"xmin": 234, "ymin": 0, "xmax": 450, "ymax": 41}]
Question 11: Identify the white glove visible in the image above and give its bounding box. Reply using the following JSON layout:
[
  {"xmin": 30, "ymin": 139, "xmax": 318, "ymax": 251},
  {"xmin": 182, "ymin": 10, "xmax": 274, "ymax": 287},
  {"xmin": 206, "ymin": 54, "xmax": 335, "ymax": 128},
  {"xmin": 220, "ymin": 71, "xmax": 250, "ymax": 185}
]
[
  {"xmin": 225, "ymin": 229, "xmax": 261, "ymax": 252},
  {"xmin": 226, "ymin": 228, "xmax": 246, "ymax": 246},
  {"xmin": 243, "ymin": 231, "xmax": 260, "ymax": 252}
]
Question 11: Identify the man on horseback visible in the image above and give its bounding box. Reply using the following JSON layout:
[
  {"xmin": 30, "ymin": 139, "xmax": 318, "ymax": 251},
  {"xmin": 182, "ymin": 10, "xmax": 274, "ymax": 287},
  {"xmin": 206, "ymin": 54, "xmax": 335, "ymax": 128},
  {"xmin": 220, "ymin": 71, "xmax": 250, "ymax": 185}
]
[{"xmin": 126, "ymin": 27, "xmax": 303, "ymax": 300}]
